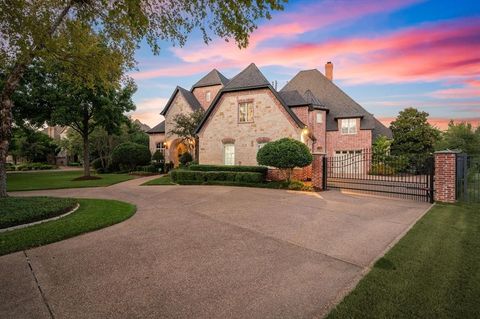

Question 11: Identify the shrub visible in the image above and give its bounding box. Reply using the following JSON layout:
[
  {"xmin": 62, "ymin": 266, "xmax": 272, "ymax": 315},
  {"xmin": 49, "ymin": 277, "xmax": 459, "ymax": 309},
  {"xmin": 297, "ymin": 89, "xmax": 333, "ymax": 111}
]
[
  {"xmin": 170, "ymin": 170, "xmax": 263, "ymax": 184},
  {"xmin": 91, "ymin": 158, "xmax": 104, "ymax": 170},
  {"xmin": 135, "ymin": 165, "xmax": 158, "ymax": 173},
  {"xmin": 111, "ymin": 142, "xmax": 151, "ymax": 171},
  {"xmin": 67, "ymin": 162, "xmax": 81, "ymax": 167},
  {"xmin": 16, "ymin": 163, "xmax": 56, "ymax": 171},
  {"xmin": 369, "ymin": 163, "xmax": 396, "ymax": 176},
  {"xmin": 257, "ymin": 138, "xmax": 313, "ymax": 181},
  {"xmin": 189, "ymin": 164, "xmax": 268, "ymax": 177},
  {"xmin": 6, "ymin": 163, "xmax": 15, "ymax": 171},
  {"xmin": 152, "ymin": 150, "xmax": 164, "ymax": 163},
  {"xmin": 179, "ymin": 152, "xmax": 193, "ymax": 166},
  {"xmin": 287, "ymin": 180, "xmax": 313, "ymax": 191}
]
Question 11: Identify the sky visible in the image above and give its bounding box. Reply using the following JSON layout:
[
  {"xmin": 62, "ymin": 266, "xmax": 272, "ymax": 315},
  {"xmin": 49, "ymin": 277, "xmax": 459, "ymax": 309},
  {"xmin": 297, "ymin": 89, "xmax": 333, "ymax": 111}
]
[{"xmin": 129, "ymin": 0, "xmax": 480, "ymax": 130}]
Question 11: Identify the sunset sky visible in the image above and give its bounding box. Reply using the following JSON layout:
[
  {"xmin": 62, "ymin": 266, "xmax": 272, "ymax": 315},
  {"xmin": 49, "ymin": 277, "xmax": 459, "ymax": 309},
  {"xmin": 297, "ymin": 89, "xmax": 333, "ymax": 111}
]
[{"xmin": 129, "ymin": 0, "xmax": 480, "ymax": 130}]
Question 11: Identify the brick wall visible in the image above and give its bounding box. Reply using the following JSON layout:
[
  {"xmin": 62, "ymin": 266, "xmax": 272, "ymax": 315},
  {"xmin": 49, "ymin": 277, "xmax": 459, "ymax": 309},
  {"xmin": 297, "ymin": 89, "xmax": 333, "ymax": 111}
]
[
  {"xmin": 326, "ymin": 119, "xmax": 372, "ymax": 157},
  {"xmin": 434, "ymin": 151, "xmax": 458, "ymax": 203},
  {"xmin": 192, "ymin": 84, "xmax": 223, "ymax": 110},
  {"xmin": 311, "ymin": 153, "xmax": 325, "ymax": 191},
  {"xmin": 267, "ymin": 165, "xmax": 312, "ymax": 181},
  {"xmin": 311, "ymin": 110, "xmax": 327, "ymax": 153}
]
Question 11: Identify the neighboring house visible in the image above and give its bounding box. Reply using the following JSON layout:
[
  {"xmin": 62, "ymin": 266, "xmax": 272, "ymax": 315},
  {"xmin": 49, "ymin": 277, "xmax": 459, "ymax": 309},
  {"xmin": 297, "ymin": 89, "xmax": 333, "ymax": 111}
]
[
  {"xmin": 43, "ymin": 125, "xmax": 69, "ymax": 166},
  {"xmin": 149, "ymin": 62, "xmax": 391, "ymax": 170}
]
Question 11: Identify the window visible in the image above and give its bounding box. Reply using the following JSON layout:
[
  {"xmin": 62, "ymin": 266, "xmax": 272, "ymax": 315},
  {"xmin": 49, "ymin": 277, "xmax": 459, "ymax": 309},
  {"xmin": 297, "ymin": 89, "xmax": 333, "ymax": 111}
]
[
  {"xmin": 341, "ymin": 118, "xmax": 357, "ymax": 134},
  {"xmin": 156, "ymin": 142, "xmax": 165, "ymax": 151},
  {"xmin": 224, "ymin": 144, "xmax": 235, "ymax": 165},
  {"xmin": 238, "ymin": 102, "xmax": 254, "ymax": 123},
  {"xmin": 206, "ymin": 91, "xmax": 211, "ymax": 102},
  {"xmin": 316, "ymin": 112, "xmax": 323, "ymax": 124}
]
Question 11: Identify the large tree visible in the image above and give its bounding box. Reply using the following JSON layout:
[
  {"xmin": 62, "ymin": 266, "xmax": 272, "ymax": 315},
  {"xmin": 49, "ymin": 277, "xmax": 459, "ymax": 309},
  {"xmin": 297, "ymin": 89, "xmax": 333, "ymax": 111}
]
[
  {"xmin": 169, "ymin": 109, "xmax": 205, "ymax": 156},
  {"xmin": 0, "ymin": 0, "xmax": 286, "ymax": 196},
  {"xmin": 435, "ymin": 121, "xmax": 480, "ymax": 155},
  {"xmin": 390, "ymin": 108, "xmax": 440, "ymax": 158}
]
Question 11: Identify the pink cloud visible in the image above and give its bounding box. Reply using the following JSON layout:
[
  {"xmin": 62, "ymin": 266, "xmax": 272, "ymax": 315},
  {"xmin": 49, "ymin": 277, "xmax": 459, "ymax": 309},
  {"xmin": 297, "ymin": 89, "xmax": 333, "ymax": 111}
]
[{"xmin": 379, "ymin": 117, "xmax": 480, "ymax": 130}]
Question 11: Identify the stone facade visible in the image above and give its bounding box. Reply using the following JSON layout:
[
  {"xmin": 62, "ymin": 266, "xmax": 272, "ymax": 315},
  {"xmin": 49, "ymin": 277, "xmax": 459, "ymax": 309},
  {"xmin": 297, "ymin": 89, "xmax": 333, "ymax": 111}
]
[
  {"xmin": 198, "ymin": 89, "xmax": 302, "ymax": 166},
  {"xmin": 192, "ymin": 84, "xmax": 222, "ymax": 110},
  {"xmin": 325, "ymin": 118, "xmax": 372, "ymax": 157},
  {"xmin": 148, "ymin": 133, "xmax": 165, "ymax": 154},
  {"xmin": 434, "ymin": 151, "xmax": 458, "ymax": 203}
]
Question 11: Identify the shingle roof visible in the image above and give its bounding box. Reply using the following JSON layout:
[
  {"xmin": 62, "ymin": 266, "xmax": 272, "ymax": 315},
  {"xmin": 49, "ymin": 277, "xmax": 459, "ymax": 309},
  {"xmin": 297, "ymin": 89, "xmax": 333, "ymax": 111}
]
[
  {"xmin": 303, "ymin": 90, "xmax": 326, "ymax": 109},
  {"xmin": 222, "ymin": 63, "xmax": 271, "ymax": 91},
  {"xmin": 192, "ymin": 69, "xmax": 229, "ymax": 89},
  {"xmin": 160, "ymin": 86, "xmax": 201, "ymax": 116},
  {"xmin": 281, "ymin": 69, "xmax": 390, "ymax": 136},
  {"xmin": 278, "ymin": 90, "xmax": 308, "ymax": 107},
  {"xmin": 146, "ymin": 121, "xmax": 165, "ymax": 134},
  {"xmin": 372, "ymin": 118, "xmax": 393, "ymax": 139},
  {"xmin": 195, "ymin": 63, "xmax": 305, "ymax": 133}
]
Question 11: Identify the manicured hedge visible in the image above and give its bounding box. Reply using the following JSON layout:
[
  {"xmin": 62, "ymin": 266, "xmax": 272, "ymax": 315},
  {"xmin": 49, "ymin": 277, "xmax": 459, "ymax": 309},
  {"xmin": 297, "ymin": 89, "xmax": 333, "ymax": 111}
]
[
  {"xmin": 188, "ymin": 164, "xmax": 268, "ymax": 175},
  {"xmin": 15, "ymin": 163, "xmax": 56, "ymax": 171},
  {"xmin": 170, "ymin": 169, "xmax": 264, "ymax": 184}
]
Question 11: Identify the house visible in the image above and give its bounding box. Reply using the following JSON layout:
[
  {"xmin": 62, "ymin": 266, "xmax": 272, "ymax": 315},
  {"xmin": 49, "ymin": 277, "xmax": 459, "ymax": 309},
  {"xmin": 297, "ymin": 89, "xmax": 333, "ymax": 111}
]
[
  {"xmin": 42, "ymin": 125, "xmax": 69, "ymax": 166},
  {"xmin": 148, "ymin": 62, "xmax": 391, "ymax": 171}
]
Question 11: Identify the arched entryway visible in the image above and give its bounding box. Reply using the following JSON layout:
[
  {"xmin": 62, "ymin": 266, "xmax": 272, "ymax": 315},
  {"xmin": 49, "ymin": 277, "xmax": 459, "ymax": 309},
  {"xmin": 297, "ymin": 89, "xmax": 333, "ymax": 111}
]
[{"xmin": 169, "ymin": 139, "xmax": 189, "ymax": 167}]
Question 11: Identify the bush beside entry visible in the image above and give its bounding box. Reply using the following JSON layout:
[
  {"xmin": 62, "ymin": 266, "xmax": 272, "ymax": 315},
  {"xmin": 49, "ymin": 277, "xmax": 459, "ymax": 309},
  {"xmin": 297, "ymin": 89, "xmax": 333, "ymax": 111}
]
[
  {"xmin": 111, "ymin": 142, "xmax": 151, "ymax": 171},
  {"xmin": 257, "ymin": 138, "xmax": 313, "ymax": 181}
]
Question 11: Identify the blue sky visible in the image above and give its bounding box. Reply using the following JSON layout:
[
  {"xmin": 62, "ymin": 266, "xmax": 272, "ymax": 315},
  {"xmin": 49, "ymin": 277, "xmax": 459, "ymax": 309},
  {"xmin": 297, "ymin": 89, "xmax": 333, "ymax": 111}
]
[{"xmin": 129, "ymin": 0, "xmax": 480, "ymax": 129}]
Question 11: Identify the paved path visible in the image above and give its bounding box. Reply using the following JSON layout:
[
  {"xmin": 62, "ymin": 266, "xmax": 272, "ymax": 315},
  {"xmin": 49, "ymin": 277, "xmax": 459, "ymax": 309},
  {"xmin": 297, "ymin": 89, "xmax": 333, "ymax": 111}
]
[{"xmin": 1, "ymin": 177, "xmax": 431, "ymax": 319}]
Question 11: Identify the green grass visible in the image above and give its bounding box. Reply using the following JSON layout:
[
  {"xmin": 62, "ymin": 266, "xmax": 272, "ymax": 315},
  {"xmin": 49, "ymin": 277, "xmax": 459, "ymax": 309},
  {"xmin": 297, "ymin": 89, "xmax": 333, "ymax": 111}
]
[
  {"xmin": 7, "ymin": 171, "xmax": 133, "ymax": 191},
  {"xmin": 0, "ymin": 198, "xmax": 136, "ymax": 256},
  {"xmin": 327, "ymin": 202, "xmax": 480, "ymax": 319},
  {"xmin": 142, "ymin": 174, "xmax": 175, "ymax": 185},
  {"xmin": 0, "ymin": 197, "xmax": 78, "ymax": 229}
]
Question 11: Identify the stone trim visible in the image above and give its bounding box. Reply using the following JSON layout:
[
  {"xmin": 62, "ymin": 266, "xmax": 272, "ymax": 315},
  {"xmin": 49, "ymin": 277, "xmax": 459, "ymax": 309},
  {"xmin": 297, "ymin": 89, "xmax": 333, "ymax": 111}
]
[{"xmin": 221, "ymin": 137, "xmax": 235, "ymax": 144}]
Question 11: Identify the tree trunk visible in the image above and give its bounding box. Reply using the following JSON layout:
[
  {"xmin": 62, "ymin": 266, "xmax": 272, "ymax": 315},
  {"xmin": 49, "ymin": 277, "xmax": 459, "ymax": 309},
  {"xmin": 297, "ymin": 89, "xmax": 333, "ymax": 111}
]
[
  {"xmin": 0, "ymin": 2, "xmax": 74, "ymax": 197},
  {"xmin": 83, "ymin": 134, "xmax": 90, "ymax": 177}
]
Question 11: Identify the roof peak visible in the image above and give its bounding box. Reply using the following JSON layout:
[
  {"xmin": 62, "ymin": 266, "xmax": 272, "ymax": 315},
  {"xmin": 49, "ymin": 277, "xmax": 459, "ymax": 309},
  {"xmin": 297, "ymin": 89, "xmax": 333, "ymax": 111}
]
[
  {"xmin": 223, "ymin": 63, "xmax": 270, "ymax": 91},
  {"xmin": 192, "ymin": 69, "xmax": 229, "ymax": 89}
]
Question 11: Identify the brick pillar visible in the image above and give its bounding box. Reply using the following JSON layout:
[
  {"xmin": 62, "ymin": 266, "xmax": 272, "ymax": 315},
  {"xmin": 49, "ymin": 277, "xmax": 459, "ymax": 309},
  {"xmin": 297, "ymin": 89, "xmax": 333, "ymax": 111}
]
[
  {"xmin": 434, "ymin": 150, "xmax": 459, "ymax": 203},
  {"xmin": 312, "ymin": 153, "xmax": 325, "ymax": 191}
]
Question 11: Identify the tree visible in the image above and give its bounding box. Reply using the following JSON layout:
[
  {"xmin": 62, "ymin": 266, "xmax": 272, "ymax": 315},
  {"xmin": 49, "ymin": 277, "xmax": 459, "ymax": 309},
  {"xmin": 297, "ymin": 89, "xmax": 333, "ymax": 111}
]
[
  {"xmin": 435, "ymin": 121, "xmax": 480, "ymax": 155},
  {"xmin": 257, "ymin": 138, "xmax": 313, "ymax": 182},
  {"xmin": 9, "ymin": 127, "xmax": 58, "ymax": 163},
  {"xmin": 0, "ymin": 0, "xmax": 286, "ymax": 196},
  {"xmin": 169, "ymin": 109, "xmax": 205, "ymax": 155},
  {"xmin": 390, "ymin": 108, "xmax": 440, "ymax": 158},
  {"xmin": 372, "ymin": 135, "xmax": 392, "ymax": 162},
  {"xmin": 111, "ymin": 142, "xmax": 151, "ymax": 171}
]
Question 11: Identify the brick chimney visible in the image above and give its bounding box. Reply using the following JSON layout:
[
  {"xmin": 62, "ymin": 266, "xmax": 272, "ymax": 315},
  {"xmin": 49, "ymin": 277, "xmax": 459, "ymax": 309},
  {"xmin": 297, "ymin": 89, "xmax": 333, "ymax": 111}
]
[{"xmin": 325, "ymin": 61, "xmax": 333, "ymax": 81}]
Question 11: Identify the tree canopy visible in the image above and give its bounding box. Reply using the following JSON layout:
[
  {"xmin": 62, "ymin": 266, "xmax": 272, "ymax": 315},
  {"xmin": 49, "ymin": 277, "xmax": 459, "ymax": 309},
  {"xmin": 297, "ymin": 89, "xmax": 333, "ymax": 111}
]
[{"xmin": 435, "ymin": 121, "xmax": 480, "ymax": 155}]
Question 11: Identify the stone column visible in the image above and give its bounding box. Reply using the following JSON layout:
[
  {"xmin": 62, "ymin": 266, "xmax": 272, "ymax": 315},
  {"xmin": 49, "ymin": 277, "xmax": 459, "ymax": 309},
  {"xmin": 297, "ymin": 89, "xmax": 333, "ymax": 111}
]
[
  {"xmin": 311, "ymin": 152, "xmax": 326, "ymax": 191},
  {"xmin": 434, "ymin": 150, "xmax": 459, "ymax": 203}
]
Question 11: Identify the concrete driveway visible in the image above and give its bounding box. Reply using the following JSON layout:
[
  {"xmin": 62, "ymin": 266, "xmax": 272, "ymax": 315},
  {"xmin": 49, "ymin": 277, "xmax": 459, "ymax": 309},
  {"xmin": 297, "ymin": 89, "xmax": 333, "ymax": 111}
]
[{"xmin": 1, "ymin": 177, "xmax": 431, "ymax": 319}]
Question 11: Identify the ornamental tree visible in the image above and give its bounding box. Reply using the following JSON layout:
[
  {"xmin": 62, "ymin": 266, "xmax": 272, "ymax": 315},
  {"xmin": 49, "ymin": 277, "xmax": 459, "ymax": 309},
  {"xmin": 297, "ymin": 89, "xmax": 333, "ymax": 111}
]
[
  {"xmin": 111, "ymin": 142, "xmax": 151, "ymax": 171},
  {"xmin": 0, "ymin": 0, "xmax": 286, "ymax": 197},
  {"xmin": 257, "ymin": 138, "xmax": 313, "ymax": 182}
]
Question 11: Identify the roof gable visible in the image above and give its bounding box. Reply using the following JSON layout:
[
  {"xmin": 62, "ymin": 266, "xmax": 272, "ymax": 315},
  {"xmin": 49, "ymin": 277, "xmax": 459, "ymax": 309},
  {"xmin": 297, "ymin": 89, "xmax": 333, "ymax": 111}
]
[
  {"xmin": 160, "ymin": 86, "xmax": 201, "ymax": 116},
  {"xmin": 192, "ymin": 69, "xmax": 229, "ymax": 89},
  {"xmin": 146, "ymin": 121, "xmax": 165, "ymax": 134},
  {"xmin": 223, "ymin": 63, "xmax": 270, "ymax": 91},
  {"xmin": 278, "ymin": 90, "xmax": 308, "ymax": 107}
]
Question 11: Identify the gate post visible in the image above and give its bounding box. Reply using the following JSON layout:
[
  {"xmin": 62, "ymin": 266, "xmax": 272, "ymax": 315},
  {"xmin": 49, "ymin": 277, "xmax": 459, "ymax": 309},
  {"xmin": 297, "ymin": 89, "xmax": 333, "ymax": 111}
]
[
  {"xmin": 434, "ymin": 150, "xmax": 460, "ymax": 203},
  {"xmin": 312, "ymin": 152, "xmax": 326, "ymax": 191}
]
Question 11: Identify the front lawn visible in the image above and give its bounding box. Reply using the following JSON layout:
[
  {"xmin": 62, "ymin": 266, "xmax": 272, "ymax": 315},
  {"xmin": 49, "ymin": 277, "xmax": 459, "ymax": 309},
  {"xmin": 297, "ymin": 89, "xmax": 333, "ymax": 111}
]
[
  {"xmin": 142, "ymin": 174, "xmax": 175, "ymax": 185},
  {"xmin": 0, "ymin": 197, "xmax": 78, "ymax": 229},
  {"xmin": 6, "ymin": 170, "xmax": 133, "ymax": 192},
  {"xmin": 327, "ymin": 202, "xmax": 480, "ymax": 318},
  {"xmin": 0, "ymin": 198, "xmax": 136, "ymax": 256}
]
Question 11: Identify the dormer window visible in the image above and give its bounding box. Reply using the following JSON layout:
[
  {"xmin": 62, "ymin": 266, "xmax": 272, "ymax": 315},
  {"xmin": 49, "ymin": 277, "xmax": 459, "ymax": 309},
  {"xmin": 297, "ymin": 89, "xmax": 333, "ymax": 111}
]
[
  {"xmin": 341, "ymin": 118, "xmax": 357, "ymax": 134},
  {"xmin": 238, "ymin": 101, "xmax": 254, "ymax": 123},
  {"xmin": 206, "ymin": 91, "xmax": 211, "ymax": 102}
]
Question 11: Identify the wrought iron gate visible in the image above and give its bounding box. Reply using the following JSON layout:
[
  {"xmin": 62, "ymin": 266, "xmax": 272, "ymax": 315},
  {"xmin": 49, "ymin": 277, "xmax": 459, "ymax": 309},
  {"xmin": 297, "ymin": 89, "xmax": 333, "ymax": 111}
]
[
  {"xmin": 456, "ymin": 154, "xmax": 480, "ymax": 202},
  {"xmin": 325, "ymin": 150, "xmax": 434, "ymax": 202}
]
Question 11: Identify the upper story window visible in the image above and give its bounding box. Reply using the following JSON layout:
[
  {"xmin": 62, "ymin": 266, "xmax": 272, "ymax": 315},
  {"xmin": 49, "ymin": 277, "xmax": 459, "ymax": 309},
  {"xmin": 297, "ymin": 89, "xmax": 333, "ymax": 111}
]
[
  {"xmin": 156, "ymin": 142, "xmax": 165, "ymax": 151},
  {"xmin": 340, "ymin": 118, "xmax": 357, "ymax": 134},
  {"xmin": 316, "ymin": 112, "xmax": 323, "ymax": 124},
  {"xmin": 238, "ymin": 102, "xmax": 254, "ymax": 123},
  {"xmin": 205, "ymin": 91, "xmax": 211, "ymax": 102}
]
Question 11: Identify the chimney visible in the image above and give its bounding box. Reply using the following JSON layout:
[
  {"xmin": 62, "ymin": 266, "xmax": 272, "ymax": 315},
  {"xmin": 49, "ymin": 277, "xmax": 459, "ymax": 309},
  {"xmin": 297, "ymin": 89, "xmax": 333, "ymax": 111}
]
[{"xmin": 325, "ymin": 61, "xmax": 333, "ymax": 81}]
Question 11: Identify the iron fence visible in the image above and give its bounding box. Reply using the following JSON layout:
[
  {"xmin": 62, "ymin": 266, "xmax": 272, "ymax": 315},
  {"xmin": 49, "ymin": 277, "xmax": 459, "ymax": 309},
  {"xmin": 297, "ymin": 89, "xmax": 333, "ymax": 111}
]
[{"xmin": 456, "ymin": 154, "xmax": 480, "ymax": 202}]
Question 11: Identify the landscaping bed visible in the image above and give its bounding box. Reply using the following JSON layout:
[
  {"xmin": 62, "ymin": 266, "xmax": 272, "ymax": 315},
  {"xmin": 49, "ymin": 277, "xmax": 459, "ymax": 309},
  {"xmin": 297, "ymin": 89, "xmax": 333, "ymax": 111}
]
[
  {"xmin": 327, "ymin": 202, "xmax": 480, "ymax": 318},
  {"xmin": 0, "ymin": 197, "xmax": 78, "ymax": 229},
  {"xmin": 0, "ymin": 198, "xmax": 136, "ymax": 256}
]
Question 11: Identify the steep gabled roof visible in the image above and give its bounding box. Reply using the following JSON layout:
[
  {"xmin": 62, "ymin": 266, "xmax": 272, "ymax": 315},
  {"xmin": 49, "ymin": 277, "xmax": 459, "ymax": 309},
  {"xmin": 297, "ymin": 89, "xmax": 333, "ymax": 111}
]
[
  {"xmin": 146, "ymin": 121, "xmax": 165, "ymax": 134},
  {"xmin": 195, "ymin": 63, "xmax": 305, "ymax": 134},
  {"xmin": 372, "ymin": 118, "xmax": 393, "ymax": 139},
  {"xmin": 303, "ymin": 90, "xmax": 327, "ymax": 109},
  {"xmin": 282, "ymin": 69, "xmax": 383, "ymax": 131},
  {"xmin": 192, "ymin": 69, "xmax": 229, "ymax": 89},
  {"xmin": 222, "ymin": 63, "xmax": 270, "ymax": 91},
  {"xmin": 160, "ymin": 86, "xmax": 201, "ymax": 116},
  {"xmin": 278, "ymin": 90, "xmax": 309, "ymax": 107}
]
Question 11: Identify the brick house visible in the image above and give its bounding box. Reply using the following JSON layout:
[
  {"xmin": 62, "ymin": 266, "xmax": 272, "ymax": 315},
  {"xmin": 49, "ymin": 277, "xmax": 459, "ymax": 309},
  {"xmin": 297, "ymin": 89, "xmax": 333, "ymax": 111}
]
[{"xmin": 148, "ymin": 62, "xmax": 391, "ymax": 171}]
